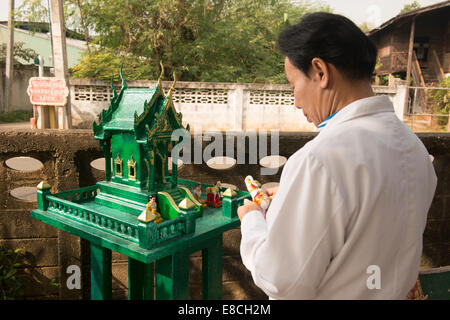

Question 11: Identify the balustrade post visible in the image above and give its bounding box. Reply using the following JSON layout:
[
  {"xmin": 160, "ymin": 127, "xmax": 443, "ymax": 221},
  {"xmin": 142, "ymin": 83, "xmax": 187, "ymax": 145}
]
[{"xmin": 37, "ymin": 181, "xmax": 51, "ymax": 211}]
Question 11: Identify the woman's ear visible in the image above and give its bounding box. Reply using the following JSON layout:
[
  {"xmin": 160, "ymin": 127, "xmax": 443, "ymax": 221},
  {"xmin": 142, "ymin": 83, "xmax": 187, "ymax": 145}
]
[{"xmin": 311, "ymin": 57, "xmax": 329, "ymax": 89}]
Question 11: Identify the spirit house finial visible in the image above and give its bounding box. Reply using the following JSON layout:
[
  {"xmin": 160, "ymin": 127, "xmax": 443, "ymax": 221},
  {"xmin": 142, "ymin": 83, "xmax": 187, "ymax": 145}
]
[
  {"xmin": 158, "ymin": 61, "xmax": 165, "ymax": 89},
  {"xmin": 120, "ymin": 63, "xmax": 128, "ymax": 90},
  {"xmin": 168, "ymin": 72, "xmax": 177, "ymax": 100},
  {"xmin": 110, "ymin": 77, "xmax": 117, "ymax": 101}
]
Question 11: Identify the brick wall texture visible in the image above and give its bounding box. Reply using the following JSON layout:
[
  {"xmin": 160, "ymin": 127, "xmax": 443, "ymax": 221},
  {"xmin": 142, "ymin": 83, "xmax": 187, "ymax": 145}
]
[{"xmin": 0, "ymin": 129, "xmax": 448, "ymax": 299}]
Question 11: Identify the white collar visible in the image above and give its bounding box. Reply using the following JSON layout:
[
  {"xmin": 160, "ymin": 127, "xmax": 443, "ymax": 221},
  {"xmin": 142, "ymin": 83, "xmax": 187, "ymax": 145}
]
[
  {"xmin": 317, "ymin": 95, "xmax": 394, "ymax": 133},
  {"xmin": 317, "ymin": 111, "xmax": 339, "ymax": 130}
]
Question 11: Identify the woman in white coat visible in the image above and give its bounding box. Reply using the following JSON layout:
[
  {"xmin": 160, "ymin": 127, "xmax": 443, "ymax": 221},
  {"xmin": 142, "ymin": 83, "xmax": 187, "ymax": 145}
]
[{"xmin": 237, "ymin": 12, "xmax": 437, "ymax": 300}]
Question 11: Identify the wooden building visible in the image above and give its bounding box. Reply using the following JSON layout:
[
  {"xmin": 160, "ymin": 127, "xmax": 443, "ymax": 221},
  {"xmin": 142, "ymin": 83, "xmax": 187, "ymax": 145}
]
[{"xmin": 369, "ymin": 1, "xmax": 449, "ymax": 86}]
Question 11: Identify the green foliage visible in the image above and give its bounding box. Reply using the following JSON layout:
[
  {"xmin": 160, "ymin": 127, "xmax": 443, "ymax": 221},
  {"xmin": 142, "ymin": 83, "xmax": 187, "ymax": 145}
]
[
  {"xmin": 428, "ymin": 77, "xmax": 450, "ymax": 125},
  {"xmin": 378, "ymin": 75, "xmax": 389, "ymax": 86},
  {"xmin": 0, "ymin": 110, "xmax": 34, "ymax": 124},
  {"xmin": 50, "ymin": 278, "xmax": 61, "ymax": 288},
  {"xmin": 14, "ymin": 0, "xmax": 49, "ymax": 24},
  {"xmin": 15, "ymin": 0, "xmax": 332, "ymax": 83},
  {"xmin": 0, "ymin": 246, "xmax": 25, "ymax": 300},
  {"xmin": 69, "ymin": 0, "xmax": 332, "ymax": 83},
  {"xmin": 71, "ymin": 51, "xmax": 121, "ymax": 81},
  {"xmin": 400, "ymin": 1, "xmax": 421, "ymax": 14},
  {"xmin": 359, "ymin": 21, "xmax": 375, "ymax": 33},
  {"xmin": 15, "ymin": 0, "xmax": 89, "ymax": 42},
  {"xmin": 15, "ymin": 0, "xmax": 79, "ymax": 31},
  {"xmin": 0, "ymin": 42, "xmax": 38, "ymax": 65}
]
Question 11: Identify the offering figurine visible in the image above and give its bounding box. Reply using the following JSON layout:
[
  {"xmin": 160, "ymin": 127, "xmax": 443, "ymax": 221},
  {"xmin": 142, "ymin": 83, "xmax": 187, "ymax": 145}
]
[
  {"xmin": 193, "ymin": 184, "xmax": 202, "ymax": 201},
  {"xmin": 206, "ymin": 181, "xmax": 223, "ymax": 207},
  {"xmin": 244, "ymin": 175, "xmax": 271, "ymax": 212},
  {"xmin": 193, "ymin": 183, "xmax": 207, "ymax": 208},
  {"xmin": 138, "ymin": 196, "xmax": 164, "ymax": 224}
]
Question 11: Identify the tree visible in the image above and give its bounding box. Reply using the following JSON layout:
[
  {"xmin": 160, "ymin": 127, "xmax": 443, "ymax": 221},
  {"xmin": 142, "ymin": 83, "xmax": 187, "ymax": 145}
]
[
  {"xmin": 64, "ymin": 0, "xmax": 92, "ymax": 53},
  {"xmin": 0, "ymin": 42, "xmax": 37, "ymax": 65},
  {"xmin": 72, "ymin": 0, "xmax": 331, "ymax": 83},
  {"xmin": 399, "ymin": 1, "xmax": 421, "ymax": 14},
  {"xmin": 14, "ymin": 0, "xmax": 49, "ymax": 24},
  {"xmin": 428, "ymin": 77, "xmax": 450, "ymax": 127},
  {"xmin": 15, "ymin": 0, "xmax": 333, "ymax": 83},
  {"xmin": 15, "ymin": 0, "xmax": 91, "ymax": 42}
]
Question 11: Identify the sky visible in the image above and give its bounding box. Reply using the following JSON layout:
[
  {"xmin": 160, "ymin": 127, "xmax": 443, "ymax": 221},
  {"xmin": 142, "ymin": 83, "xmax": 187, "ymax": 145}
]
[
  {"xmin": 312, "ymin": 0, "xmax": 446, "ymax": 27},
  {"xmin": 0, "ymin": 0, "xmax": 447, "ymax": 28}
]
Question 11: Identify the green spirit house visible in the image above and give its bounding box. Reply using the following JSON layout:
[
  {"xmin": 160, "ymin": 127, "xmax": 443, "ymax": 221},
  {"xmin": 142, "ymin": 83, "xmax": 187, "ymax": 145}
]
[
  {"xmin": 31, "ymin": 66, "xmax": 250, "ymax": 300},
  {"xmin": 94, "ymin": 67, "xmax": 185, "ymax": 191},
  {"xmin": 92, "ymin": 66, "xmax": 202, "ymax": 224}
]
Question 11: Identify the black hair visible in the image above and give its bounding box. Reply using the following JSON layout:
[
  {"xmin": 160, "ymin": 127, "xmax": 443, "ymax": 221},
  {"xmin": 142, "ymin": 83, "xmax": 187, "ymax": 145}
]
[{"xmin": 278, "ymin": 12, "xmax": 377, "ymax": 80}]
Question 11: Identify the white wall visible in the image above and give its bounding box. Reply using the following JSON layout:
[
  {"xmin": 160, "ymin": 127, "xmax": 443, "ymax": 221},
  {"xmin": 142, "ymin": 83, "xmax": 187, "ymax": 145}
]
[{"xmin": 69, "ymin": 79, "xmax": 407, "ymax": 131}]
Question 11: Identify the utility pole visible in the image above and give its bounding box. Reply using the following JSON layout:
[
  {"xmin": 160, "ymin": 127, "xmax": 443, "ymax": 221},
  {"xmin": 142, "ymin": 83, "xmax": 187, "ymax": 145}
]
[
  {"xmin": 49, "ymin": 0, "xmax": 72, "ymax": 129},
  {"xmin": 47, "ymin": 0, "xmax": 54, "ymax": 69},
  {"xmin": 5, "ymin": 0, "xmax": 15, "ymax": 112}
]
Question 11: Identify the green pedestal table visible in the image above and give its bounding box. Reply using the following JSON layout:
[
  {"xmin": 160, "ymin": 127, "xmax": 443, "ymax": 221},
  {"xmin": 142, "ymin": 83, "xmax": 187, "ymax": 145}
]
[{"xmin": 31, "ymin": 181, "xmax": 249, "ymax": 300}]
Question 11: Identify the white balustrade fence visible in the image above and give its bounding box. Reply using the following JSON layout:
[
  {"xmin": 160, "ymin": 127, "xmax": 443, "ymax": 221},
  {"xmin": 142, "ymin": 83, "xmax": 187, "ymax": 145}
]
[{"xmin": 69, "ymin": 78, "xmax": 407, "ymax": 131}]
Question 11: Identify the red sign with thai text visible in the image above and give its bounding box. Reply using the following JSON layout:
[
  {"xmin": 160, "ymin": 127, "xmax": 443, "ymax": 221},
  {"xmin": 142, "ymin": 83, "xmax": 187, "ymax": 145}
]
[{"xmin": 27, "ymin": 77, "xmax": 69, "ymax": 106}]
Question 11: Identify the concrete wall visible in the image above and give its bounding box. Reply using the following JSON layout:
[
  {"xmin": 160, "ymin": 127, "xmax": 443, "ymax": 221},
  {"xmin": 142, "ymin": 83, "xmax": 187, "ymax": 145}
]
[
  {"xmin": 1, "ymin": 73, "xmax": 407, "ymax": 130},
  {"xmin": 0, "ymin": 129, "xmax": 448, "ymax": 299},
  {"xmin": 0, "ymin": 63, "xmax": 52, "ymax": 112},
  {"xmin": 69, "ymin": 78, "xmax": 407, "ymax": 130}
]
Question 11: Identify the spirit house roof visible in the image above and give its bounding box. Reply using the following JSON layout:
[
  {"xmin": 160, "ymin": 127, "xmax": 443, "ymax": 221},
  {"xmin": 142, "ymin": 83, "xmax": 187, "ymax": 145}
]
[
  {"xmin": 93, "ymin": 64, "xmax": 187, "ymax": 143},
  {"xmin": 104, "ymin": 87, "xmax": 159, "ymax": 131}
]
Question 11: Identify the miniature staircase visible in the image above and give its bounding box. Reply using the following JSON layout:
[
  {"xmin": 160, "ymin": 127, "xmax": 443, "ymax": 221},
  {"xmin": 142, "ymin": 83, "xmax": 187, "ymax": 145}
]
[
  {"xmin": 94, "ymin": 181, "xmax": 148, "ymax": 216},
  {"xmin": 165, "ymin": 188, "xmax": 185, "ymax": 206},
  {"xmin": 158, "ymin": 187, "xmax": 203, "ymax": 220}
]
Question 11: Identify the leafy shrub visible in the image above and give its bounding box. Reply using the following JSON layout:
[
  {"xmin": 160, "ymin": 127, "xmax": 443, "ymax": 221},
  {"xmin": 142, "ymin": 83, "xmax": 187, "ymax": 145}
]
[
  {"xmin": 428, "ymin": 77, "xmax": 450, "ymax": 126},
  {"xmin": 0, "ymin": 246, "xmax": 25, "ymax": 300},
  {"xmin": 0, "ymin": 42, "xmax": 37, "ymax": 65},
  {"xmin": 0, "ymin": 110, "xmax": 33, "ymax": 124}
]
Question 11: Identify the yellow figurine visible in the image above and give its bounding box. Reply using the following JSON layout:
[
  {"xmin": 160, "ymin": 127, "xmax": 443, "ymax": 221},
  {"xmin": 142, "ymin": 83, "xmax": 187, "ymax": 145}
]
[{"xmin": 138, "ymin": 196, "xmax": 164, "ymax": 224}]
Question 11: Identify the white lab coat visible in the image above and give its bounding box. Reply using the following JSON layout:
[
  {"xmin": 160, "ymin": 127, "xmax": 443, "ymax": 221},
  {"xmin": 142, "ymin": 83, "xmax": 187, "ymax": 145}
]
[{"xmin": 240, "ymin": 95, "xmax": 437, "ymax": 299}]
